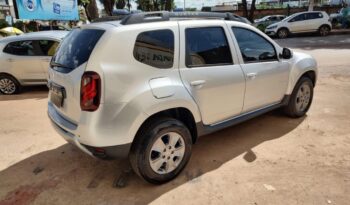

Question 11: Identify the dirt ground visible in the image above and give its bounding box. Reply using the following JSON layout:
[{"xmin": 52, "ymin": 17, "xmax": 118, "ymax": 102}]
[{"xmin": 0, "ymin": 44, "xmax": 349, "ymax": 204}]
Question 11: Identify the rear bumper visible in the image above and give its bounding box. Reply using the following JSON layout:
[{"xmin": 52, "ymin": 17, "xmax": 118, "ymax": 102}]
[{"xmin": 48, "ymin": 102, "xmax": 131, "ymax": 159}]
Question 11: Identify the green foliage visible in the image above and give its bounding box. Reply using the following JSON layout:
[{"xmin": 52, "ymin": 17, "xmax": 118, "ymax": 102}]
[
  {"xmin": 78, "ymin": 0, "xmax": 90, "ymax": 6},
  {"xmin": 13, "ymin": 21, "xmax": 24, "ymax": 30},
  {"xmin": 26, "ymin": 21, "xmax": 38, "ymax": 32},
  {"xmin": 0, "ymin": 19, "xmax": 9, "ymax": 29},
  {"xmin": 136, "ymin": 0, "xmax": 174, "ymax": 11}
]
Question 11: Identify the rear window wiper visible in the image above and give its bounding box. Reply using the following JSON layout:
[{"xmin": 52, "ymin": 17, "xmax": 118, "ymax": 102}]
[{"xmin": 50, "ymin": 61, "xmax": 72, "ymax": 70}]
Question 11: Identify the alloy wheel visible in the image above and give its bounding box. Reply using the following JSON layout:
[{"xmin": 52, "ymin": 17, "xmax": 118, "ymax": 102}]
[
  {"xmin": 295, "ymin": 82, "xmax": 311, "ymax": 113},
  {"xmin": 149, "ymin": 132, "xmax": 185, "ymax": 174},
  {"xmin": 278, "ymin": 29, "xmax": 288, "ymax": 38},
  {"xmin": 320, "ymin": 26, "xmax": 330, "ymax": 36},
  {"xmin": 0, "ymin": 78, "xmax": 16, "ymax": 94}
]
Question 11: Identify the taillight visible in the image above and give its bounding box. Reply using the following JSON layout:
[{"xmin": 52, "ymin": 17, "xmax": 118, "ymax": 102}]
[{"xmin": 80, "ymin": 72, "xmax": 101, "ymax": 112}]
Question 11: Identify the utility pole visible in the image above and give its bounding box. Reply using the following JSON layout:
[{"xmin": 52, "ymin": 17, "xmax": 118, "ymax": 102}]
[{"xmin": 184, "ymin": 0, "xmax": 186, "ymax": 11}]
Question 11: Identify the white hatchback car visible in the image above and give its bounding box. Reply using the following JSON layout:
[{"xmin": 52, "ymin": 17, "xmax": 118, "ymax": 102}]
[
  {"xmin": 0, "ymin": 31, "xmax": 68, "ymax": 94},
  {"xmin": 265, "ymin": 11, "xmax": 332, "ymax": 38},
  {"xmin": 48, "ymin": 12, "xmax": 318, "ymax": 184}
]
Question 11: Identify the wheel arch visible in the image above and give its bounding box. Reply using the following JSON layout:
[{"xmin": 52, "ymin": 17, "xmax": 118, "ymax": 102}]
[
  {"xmin": 0, "ymin": 72, "xmax": 21, "ymax": 86},
  {"xmin": 0, "ymin": 72, "xmax": 19, "ymax": 82},
  {"xmin": 135, "ymin": 107, "xmax": 199, "ymax": 145},
  {"xmin": 287, "ymin": 69, "xmax": 317, "ymax": 95},
  {"xmin": 277, "ymin": 27, "xmax": 290, "ymax": 33},
  {"xmin": 319, "ymin": 24, "xmax": 331, "ymax": 30}
]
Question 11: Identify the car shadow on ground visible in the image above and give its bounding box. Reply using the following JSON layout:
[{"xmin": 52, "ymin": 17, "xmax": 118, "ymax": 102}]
[
  {"xmin": 0, "ymin": 111, "xmax": 305, "ymax": 204},
  {"xmin": 0, "ymin": 86, "xmax": 48, "ymax": 101}
]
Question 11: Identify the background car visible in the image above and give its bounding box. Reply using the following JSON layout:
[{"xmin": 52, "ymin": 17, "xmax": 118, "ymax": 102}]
[
  {"xmin": 39, "ymin": 25, "xmax": 71, "ymax": 31},
  {"xmin": 265, "ymin": 11, "xmax": 332, "ymax": 38},
  {"xmin": 0, "ymin": 31, "xmax": 68, "ymax": 95},
  {"xmin": 330, "ymin": 7, "xmax": 350, "ymax": 28},
  {"xmin": 254, "ymin": 15, "xmax": 286, "ymax": 31}
]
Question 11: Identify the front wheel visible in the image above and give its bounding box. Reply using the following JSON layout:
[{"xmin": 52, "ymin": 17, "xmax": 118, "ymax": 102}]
[
  {"xmin": 129, "ymin": 117, "xmax": 192, "ymax": 184},
  {"xmin": 277, "ymin": 28, "xmax": 289, "ymax": 38},
  {"xmin": 0, "ymin": 75, "xmax": 20, "ymax": 95},
  {"xmin": 284, "ymin": 77, "xmax": 314, "ymax": 118},
  {"xmin": 319, "ymin": 25, "xmax": 330, "ymax": 36}
]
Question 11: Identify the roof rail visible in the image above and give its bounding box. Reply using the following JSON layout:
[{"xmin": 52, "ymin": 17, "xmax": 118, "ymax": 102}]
[
  {"xmin": 92, "ymin": 15, "xmax": 126, "ymax": 23},
  {"xmin": 120, "ymin": 11, "xmax": 247, "ymax": 25}
]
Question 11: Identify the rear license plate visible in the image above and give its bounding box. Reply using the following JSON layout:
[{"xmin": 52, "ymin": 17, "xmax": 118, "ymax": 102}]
[{"xmin": 50, "ymin": 84, "xmax": 65, "ymax": 108}]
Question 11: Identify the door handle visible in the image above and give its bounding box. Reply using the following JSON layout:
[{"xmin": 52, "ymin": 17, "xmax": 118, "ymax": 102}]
[
  {"xmin": 246, "ymin": 73, "xmax": 257, "ymax": 79},
  {"xmin": 190, "ymin": 80, "xmax": 206, "ymax": 87}
]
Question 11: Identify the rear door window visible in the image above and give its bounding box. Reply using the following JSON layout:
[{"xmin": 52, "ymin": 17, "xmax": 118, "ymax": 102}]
[
  {"xmin": 185, "ymin": 27, "xmax": 233, "ymax": 67},
  {"xmin": 306, "ymin": 12, "xmax": 323, "ymax": 20},
  {"xmin": 51, "ymin": 29, "xmax": 105, "ymax": 72},
  {"xmin": 3, "ymin": 40, "xmax": 50, "ymax": 56},
  {"xmin": 38, "ymin": 40, "xmax": 59, "ymax": 56},
  {"xmin": 133, "ymin": 29, "xmax": 174, "ymax": 69}
]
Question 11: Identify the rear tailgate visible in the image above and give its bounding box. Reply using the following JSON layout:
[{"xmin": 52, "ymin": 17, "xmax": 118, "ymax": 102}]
[{"xmin": 48, "ymin": 28, "xmax": 105, "ymax": 124}]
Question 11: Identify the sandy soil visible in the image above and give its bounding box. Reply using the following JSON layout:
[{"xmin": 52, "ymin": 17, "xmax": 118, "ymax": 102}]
[{"xmin": 0, "ymin": 48, "xmax": 349, "ymax": 205}]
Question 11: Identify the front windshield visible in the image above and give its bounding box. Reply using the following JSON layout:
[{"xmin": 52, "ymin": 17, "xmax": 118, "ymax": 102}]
[{"xmin": 261, "ymin": 16, "xmax": 270, "ymax": 21}]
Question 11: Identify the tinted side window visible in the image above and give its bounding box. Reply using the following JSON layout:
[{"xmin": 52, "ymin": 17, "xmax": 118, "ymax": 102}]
[
  {"xmin": 39, "ymin": 40, "xmax": 59, "ymax": 56},
  {"xmin": 306, "ymin": 12, "xmax": 323, "ymax": 20},
  {"xmin": 3, "ymin": 41, "xmax": 46, "ymax": 56},
  {"xmin": 232, "ymin": 27, "xmax": 277, "ymax": 63},
  {"xmin": 290, "ymin": 14, "xmax": 305, "ymax": 22},
  {"xmin": 186, "ymin": 27, "xmax": 233, "ymax": 67},
  {"xmin": 134, "ymin": 29, "xmax": 174, "ymax": 69}
]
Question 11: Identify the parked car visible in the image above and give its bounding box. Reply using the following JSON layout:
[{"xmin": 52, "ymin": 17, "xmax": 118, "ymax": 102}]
[
  {"xmin": 0, "ymin": 31, "xmax": 68, "ymax": 94},
  {"xmin": 265, "ymin": 11, "xmax": 332, "ymax": 38},
  {"xmin": 254, "ymin": 15, "xmax": 286, "ymax": 31},
  {"xmin": 47, "ymin": 12, "xmax": 317, "ymax": 184},
  {"xmin": 330, "ymin": 7, "xmax": 350, "ymax": 28},
  {"xmin": 39, "ymin": 25, "xmax": 71, "ymax": 31}
]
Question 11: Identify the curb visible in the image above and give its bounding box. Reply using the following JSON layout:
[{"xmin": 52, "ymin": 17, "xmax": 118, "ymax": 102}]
[{"xmin": 330, "ymin": 29, "xmax": 350, "ymax": 35}]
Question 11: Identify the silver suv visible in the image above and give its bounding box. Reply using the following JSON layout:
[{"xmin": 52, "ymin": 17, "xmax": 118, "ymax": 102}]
[{"xmin": 48, "ymin": 12, "xmax": 317, "ymax": 184}]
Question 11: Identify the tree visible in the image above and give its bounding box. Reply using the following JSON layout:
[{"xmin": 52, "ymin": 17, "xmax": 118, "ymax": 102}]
[
  {"xmin": 116, "ymin": 0, "xmax": 126, "ymax": 9},
  {"xmin": 136, "ymin": 0, "xmax": 173, "ymax": 11},
  {"xmin": 78, "ymin": 0, "xmax": 99, "ymax": 21},
  {"xmin": 241, "ymin": 0, "xmax": 256, "ymax": 22},
  {"xmin": 126, "ymin": 0, "xmax": 132, "ymax": 11},
  {"xmin": 99, "ymin": 0, "xmax": 116, "ymax": 16},
  {"xmin": 165, "ymin": 0, "xmax": 172, "ymax": 11},
  {"xmin": 308, "ymin": 0, "xmax": 315, "ymax": 11}
]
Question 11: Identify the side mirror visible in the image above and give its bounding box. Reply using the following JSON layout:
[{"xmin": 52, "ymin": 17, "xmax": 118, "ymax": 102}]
[{"xmin": 280, "ymin": 48, "xmax": 293, "ymax": 59}]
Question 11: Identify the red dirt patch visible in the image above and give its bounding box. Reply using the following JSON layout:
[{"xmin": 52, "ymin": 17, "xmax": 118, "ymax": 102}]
[{"xmin": 0, "ymin": 178, "xmax": 59, "ymax": 205}]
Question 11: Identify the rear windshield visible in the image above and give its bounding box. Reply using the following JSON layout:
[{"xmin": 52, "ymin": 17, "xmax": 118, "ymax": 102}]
[{"xmin": 51, "ymin": 29, "xmax": 105, "ymax": 73}]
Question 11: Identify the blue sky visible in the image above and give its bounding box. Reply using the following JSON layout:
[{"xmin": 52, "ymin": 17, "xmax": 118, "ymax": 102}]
[
  {"xmin": 127, "ymin": 0, "xmax": 233, "ymax": 10},
  {"xmin": 174, "ymin": 0, "xmax": 228, "ymax": 9}
]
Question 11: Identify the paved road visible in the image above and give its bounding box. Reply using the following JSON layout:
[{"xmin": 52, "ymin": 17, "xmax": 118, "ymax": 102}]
[
  {"xmin": 275, "ymin": 34, "xmax": 350, "ymax": 49},
  {"xmin": 0, "ymin": 39, "xmax": 349, "ymax": 205}
]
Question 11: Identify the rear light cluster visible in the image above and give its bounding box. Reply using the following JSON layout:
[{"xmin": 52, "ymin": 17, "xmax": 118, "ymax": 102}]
[{"xmin": 80, "ymin": 72, "xmax": 101, "ymax": 112}]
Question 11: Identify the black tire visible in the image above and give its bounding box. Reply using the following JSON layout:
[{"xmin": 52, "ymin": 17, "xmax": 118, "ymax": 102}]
[
  {"xmin": 0, "ymin": 74, "xmax": 21, "ymax": 95},
  {"xmin": 319, "ymin": 25, "xmax": 330, "ymax": 36},
  {"xmin": 129, "ymin": 117, "xmax": 192, "ymax": 184},
  {"xmin": 277, "ymin": 28, "xmax": 289, "ymax": 38},
  {"xmin": 284, "ymin": 77, "xmax": 314, "ymax": 118}
]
